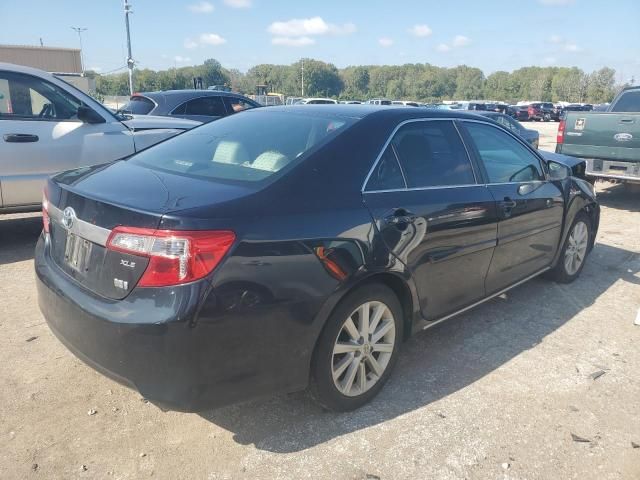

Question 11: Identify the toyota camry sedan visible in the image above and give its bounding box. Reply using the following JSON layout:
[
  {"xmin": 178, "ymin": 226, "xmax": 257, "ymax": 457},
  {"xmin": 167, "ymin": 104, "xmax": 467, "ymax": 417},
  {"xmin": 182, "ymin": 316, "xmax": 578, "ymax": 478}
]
[{"xmin": 36, "ymin": 106, "xmax": 599, "ymax": 412}]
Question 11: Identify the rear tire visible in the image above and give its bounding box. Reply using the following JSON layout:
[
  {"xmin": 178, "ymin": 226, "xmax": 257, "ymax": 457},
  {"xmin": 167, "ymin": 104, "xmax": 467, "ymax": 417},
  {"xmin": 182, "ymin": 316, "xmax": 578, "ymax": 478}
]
[
  {"xmin": 309, "ymin": 284, "xmax": 403, "ymax": 412},
  {"xmin": 548, "ymin": 212, "xmax": 591, "ymax": 283}
]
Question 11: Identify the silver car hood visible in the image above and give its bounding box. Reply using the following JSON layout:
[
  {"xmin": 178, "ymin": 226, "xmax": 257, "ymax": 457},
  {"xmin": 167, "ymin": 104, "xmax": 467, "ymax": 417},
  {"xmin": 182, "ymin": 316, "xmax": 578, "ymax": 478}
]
[{"xmin": 122, "ymin": 114, "xmax": 201, "ymax": 131}]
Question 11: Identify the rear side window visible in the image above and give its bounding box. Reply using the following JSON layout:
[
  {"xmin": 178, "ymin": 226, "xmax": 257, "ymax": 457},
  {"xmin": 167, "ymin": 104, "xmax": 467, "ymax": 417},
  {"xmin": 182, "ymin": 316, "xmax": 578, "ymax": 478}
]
[
  {"xmin": 130, "ymin": 111, "xmax": 354, "ymax": 183},
  {"xmin": 390, "ymin": 120, "xmax": 475, "ymax": 188},
  {"xmin": 224, "ymin": 96, "xmax": 256, "ymax": 113},
  {"xmin": 365, "ymin": 145, "xmax": 405, "ymax": 191},
  {"xmin": 179, "ymin": 96, "xmax": 227, "ymax": 117},
  {"xmin": 464, "ymin": 122, "xmax": 543, "ymax": 183},
  {"xmin": 120, "ymin": 96, "xmax": 155, "ymax": 115},
  {"xmin": 611, "ymin": 90, "xmax": 640, "ymax": 112}
]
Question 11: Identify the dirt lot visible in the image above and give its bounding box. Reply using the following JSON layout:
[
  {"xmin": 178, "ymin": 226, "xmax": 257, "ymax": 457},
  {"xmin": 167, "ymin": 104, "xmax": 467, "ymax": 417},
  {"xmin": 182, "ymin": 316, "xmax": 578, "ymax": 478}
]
[{"xmin": 1, "ymin": 126, "xmax": 639, "ymax": 479}]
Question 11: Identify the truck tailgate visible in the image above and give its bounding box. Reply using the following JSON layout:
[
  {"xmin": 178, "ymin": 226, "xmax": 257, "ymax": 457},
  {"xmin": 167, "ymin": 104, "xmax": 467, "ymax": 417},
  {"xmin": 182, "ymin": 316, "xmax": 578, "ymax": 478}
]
[{"xmin": 559, "ymin": 113, "xmax": 640, "ymax": 162}]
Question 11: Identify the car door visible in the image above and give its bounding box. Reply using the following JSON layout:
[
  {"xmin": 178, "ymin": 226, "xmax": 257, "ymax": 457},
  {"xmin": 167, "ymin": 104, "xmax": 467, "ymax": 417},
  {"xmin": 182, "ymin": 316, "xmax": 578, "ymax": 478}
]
[
  {"xmin": 460, "ymin": 120, "xmax": 565, "ymax": 294},
  {"xmin": 0, "ymin": 70, "xmax": 134, "ymax": 208},
  {"xmin": 363, "ymin": 119, "xmax": 498, "ymax": 320},
  {"xmin": 171, "ymin": 95, "xmax": 229, "ymax": 123}
]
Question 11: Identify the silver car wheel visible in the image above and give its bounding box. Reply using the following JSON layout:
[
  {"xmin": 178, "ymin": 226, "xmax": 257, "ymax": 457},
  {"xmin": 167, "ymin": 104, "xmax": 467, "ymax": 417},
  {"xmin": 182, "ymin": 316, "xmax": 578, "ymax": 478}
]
[
  {"xmin": 331, "ymin": 301, "xmax": 396, "ymax": 397},
  {"xmin": 564, "ymin": 220, "xmax": 589, "ymax": 276}
]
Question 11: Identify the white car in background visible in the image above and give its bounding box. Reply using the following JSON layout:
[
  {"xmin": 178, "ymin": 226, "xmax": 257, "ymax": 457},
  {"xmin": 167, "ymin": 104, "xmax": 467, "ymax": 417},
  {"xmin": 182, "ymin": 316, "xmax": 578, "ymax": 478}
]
[
  {"xmin": 296, "ymin": 98, "xmax": 337, "ymax": 104},
  {"xmin": 0, "ymin": 63, "xmax": 200, "ymax": 213}
]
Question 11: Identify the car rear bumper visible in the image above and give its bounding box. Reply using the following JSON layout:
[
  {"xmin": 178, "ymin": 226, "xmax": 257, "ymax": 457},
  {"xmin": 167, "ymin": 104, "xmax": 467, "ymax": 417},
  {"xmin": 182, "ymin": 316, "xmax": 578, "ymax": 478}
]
[{"xmin": 35, "ymin": 234, "xmax": 310, "ymax": 411}]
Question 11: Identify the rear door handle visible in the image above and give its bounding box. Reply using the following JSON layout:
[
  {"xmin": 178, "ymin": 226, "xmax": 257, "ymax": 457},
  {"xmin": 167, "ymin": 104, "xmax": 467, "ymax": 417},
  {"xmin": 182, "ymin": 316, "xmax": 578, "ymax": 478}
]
[
  {"xmin": 384, "ymin": 210, "xmax": 417, "ymax": 227},
  {"xmin": 3, "ymin": 133, "xmax": 39, "ymax": 143},
  {"xmin": 619, "ymin": 119, "xmax": 635, "ymax": 124}
]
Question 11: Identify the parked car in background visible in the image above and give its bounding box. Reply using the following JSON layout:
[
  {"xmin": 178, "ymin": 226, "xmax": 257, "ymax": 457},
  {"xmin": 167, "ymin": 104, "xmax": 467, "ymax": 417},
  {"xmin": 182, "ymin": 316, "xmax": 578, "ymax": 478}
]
[
  {"xmin": 473, "ymin": 111, "xmax": 540, "ymax": 148},
  {"xmin": 0, "ymin": 63, "xmax": 199, "ymax": 213},
  {"xmin": 286, "ymin": 97, "xmax": 303, "ymax": 105},
  {"xmin": 37, "ymin": 106, "xmax": 598, "ymax": 412},
  {"xmin": 527, "ymin": 102, "xmax": 554, "ymax": 121},
  {"xmin": 366, "ymin": 98, "xmax": 392, "ymax": 105},
  {"xmin": 297, "ymin": 98, "xmax": 338, "ymax": 105},
  {"xmin": 508, "ymin": 105, "xmax": 530, "ymax": 121},
  {"xmin": 550, "ymin": 104, "xmax": 563, "ymax": 121},
  {"xmin": 557, "ymin": 86, "xmax": 640, "ymax": 183},
  {"xmin": 117, "ymin": 90, "xmax": 260, "ymax": 123},
  {"xmin": 340, "ymin": 100, "xmax": 362, "ymax": 104},
  {"xmin": 391, "ymin": 101, "xmax": 420, "ymax": 107}
]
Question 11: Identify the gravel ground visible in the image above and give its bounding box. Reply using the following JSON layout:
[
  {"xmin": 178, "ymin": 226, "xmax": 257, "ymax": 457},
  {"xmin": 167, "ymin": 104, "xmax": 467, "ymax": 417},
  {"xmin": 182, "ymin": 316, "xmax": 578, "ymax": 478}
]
[{"xmin": 1, "ymin": 124, "xmax": 639, "ymax": 479}]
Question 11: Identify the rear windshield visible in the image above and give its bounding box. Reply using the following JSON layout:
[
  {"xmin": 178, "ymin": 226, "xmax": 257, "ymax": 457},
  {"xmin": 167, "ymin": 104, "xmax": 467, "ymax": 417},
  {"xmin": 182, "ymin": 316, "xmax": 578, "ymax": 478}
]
[
  {"xmin": 129, "ymin": 111, "xmax": 356, "ymax": 183},
  {"xmin": 119, "ymin": 96, "xmax": 155, "ymax": 114},
  {"xmin": 611, "ymin": 90, "xmax": 640, "ymax": 112}
]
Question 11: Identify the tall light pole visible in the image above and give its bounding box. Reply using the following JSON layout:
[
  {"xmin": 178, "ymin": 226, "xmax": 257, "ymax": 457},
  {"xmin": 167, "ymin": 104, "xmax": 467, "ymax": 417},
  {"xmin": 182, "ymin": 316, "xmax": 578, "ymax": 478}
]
[
  {"xmin": 123, "ymin": 0, "xmax": 135, "ymax": 94},
  {"xmin": 70, "ymin": 27, "xmax": 87, "ymax": 75}
]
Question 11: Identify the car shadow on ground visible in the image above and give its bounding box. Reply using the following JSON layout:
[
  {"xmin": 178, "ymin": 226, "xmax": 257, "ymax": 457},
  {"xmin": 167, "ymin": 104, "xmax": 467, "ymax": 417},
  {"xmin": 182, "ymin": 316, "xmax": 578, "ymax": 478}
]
[
  {"xmin": 596, "ymin": 182, "xmax": 640, "ymax": 212},
  {"xmin": 200, "ymin": 241, "xmax": 639, "ymax": 453},
  {"xmin": 0, "ymin": 213, "xmax": 42, "ymax": 265}
]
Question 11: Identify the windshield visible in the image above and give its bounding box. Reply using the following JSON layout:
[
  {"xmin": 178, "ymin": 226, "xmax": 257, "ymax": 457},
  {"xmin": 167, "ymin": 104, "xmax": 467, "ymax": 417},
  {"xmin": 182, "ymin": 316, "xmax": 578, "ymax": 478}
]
[
  {"xmin": 611, "ymin": 90, "xmax": 640, "ymax": 112},
  {"xmin": 130, "ymin": 111, "xmax": 356, "ymax": 183}
]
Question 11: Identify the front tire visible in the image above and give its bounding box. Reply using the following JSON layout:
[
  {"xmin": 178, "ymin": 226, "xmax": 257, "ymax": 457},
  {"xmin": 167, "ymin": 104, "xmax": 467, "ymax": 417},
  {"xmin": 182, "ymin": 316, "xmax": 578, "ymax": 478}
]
[
  {"xmin": 548, "ymin": 212, "xmax": 591, "ymax": 283},
  {"xmin": 309, "ymin": 284, "xmax": 403, "ymax": 411}
]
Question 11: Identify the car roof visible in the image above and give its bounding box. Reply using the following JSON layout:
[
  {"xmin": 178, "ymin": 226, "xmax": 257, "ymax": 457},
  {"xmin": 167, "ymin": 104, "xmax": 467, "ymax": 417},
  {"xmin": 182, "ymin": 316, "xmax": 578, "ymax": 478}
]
[{"xmin": 249, "ymin": 104, "xmax": 498, "ymax": 123}]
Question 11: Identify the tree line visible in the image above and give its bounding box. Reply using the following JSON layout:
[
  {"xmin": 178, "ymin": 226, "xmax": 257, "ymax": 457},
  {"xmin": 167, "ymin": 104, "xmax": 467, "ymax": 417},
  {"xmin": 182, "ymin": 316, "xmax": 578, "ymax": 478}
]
[{"xmin": 93, "ymin": 58, "xmax": 621, "ymax": 104}]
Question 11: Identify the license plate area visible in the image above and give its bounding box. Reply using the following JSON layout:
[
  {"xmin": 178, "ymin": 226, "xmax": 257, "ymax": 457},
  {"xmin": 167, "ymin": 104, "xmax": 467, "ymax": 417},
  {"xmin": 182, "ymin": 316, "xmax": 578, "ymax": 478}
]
[{"xmin": 64, "ymin": 233, "xmax": 92, "ymax": 273}]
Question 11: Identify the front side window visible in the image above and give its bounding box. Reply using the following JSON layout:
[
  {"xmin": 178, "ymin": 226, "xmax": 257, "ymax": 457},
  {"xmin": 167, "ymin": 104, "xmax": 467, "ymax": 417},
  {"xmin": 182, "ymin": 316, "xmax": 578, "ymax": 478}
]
[
  {"xmin": 389, "ymin": 120, "xmax": 475, "ymax": 188},
  {"xmin": 182, "ymin": 96, "xmax": 227, "ymax": 117},
  {"xmin": 130, "ymin": 111, "xmax": 354, "ymax": 183},
  {"xmin": 0, "ymin": 72, "xmax": 82, "ymax": 120},
  {"xmin": 464, "ymin": 122, "xmax": 543, "ymax": 183}
]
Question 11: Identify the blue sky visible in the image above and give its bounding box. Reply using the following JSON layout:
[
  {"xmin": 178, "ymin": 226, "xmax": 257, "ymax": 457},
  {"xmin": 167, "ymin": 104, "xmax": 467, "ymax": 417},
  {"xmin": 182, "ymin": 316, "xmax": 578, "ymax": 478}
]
[{"xmin": 1, "ymin": 0, "xmax": 638, "ymax": 82}]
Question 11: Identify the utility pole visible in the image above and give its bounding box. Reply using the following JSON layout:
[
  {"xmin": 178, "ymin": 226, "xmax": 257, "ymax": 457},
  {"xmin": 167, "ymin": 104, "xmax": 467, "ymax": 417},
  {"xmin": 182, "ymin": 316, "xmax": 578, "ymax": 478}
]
[
  {"xmin": 123, "ymin": 0, "xmax": 135, "ymax": 94},
  {"xmin": 70, "ymin": 27, "xmax": 87, "ymax": 75},
  {"xmin": 301, "ymin": 59, "xmax": 305, "ymax": 97}
]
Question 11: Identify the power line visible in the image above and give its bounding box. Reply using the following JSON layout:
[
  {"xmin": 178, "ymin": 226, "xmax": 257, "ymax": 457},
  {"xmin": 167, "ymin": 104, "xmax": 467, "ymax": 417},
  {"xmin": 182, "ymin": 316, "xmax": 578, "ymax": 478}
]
[{"xmin": 70, "ymin": 27, "xmax": 87, "ymax": 75}]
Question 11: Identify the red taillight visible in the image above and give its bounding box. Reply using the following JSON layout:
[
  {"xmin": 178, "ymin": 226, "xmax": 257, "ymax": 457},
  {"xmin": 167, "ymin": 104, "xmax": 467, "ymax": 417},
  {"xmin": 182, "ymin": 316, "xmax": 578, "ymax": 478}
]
[
  {"xmin": 42, "ymin": 190, "xmax": 50, "ymax": 234},
  {"xmin": 557, "ymin": 119, "xmax": 566, "ymax": 145},
  {"xmin": 107, "ymin": 227, "xmax": 235, "ymax": 287}
]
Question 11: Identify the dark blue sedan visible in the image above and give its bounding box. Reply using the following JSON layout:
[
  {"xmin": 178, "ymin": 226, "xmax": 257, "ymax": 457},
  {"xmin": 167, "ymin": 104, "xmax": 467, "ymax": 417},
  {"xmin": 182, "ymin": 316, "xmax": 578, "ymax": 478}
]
[
  {"xmin": 118, "ymin": 89, "xmax": 260, "ymax": 123},
  {"xmin": 36, "ymin": 106, "xmax": 599, "ymax": 412}
]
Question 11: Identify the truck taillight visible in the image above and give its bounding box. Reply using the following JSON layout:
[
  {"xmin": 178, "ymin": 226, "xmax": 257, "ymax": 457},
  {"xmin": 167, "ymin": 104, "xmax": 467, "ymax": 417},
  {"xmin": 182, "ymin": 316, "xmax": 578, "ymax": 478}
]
[
  {"xmin": 42, "ymin": 190, "xmax": 50, "ymax": 234},
  {"xmin": 107, "ymin": 227, "xmax": 235, "ymax": 287},
  {"xmin": 557, "ymin": 119, "xmax": 566, "ymax": 145}
]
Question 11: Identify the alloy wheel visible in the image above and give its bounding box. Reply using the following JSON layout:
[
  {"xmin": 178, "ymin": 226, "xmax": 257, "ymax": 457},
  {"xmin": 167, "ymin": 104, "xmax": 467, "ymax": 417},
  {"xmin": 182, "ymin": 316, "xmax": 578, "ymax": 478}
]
[
  {"xmin": 564, "ymin": 221, "xmax": 589, "ymax": 275},
  {"xmin": 331, "ymin": 301, "xmax": 396, "ymax": 397}
]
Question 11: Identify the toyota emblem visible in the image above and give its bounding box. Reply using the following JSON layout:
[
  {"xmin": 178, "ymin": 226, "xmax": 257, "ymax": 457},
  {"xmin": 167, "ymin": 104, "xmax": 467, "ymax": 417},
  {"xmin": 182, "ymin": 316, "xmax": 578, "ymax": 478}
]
[{"xmin": 62, "ymin": 207, "xmax": 77, "ymax": 230}]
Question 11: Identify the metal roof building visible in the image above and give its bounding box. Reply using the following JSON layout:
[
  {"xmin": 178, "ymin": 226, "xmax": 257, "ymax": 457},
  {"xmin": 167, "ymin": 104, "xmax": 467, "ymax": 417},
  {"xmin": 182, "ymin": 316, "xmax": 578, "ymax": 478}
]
[{"xmin": 0, "ymin": 44, "xmax": 82, "ymax": 74}]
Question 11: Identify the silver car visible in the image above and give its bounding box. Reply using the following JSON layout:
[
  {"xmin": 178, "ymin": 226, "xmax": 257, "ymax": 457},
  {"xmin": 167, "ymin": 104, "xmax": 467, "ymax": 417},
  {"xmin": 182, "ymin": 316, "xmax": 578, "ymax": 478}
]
[{"xmin": 0, "ymin": 63, "xmax": 200, "ymax": 213}]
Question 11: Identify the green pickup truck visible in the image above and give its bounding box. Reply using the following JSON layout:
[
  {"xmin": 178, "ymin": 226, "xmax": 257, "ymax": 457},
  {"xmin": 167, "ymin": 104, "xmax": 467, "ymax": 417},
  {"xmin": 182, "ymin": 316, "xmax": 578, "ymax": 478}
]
[{"xmin": 556, "ymin": 86, "xmax": 640, "ymax": 183}]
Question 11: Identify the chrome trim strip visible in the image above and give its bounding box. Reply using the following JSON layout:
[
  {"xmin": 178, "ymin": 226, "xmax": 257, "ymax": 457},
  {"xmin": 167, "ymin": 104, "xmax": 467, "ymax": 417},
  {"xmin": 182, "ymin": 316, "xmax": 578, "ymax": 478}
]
[
  {"xmin": 421, "ymin": 266, "xmax": 551, "ymax": 331},
  {"xmin": 364, "ymin": 184, "xmax": 482, "ymax": 194},
  {"xmin": 48, "ymin": 203, "xmax": 112, "ymax": 246}
]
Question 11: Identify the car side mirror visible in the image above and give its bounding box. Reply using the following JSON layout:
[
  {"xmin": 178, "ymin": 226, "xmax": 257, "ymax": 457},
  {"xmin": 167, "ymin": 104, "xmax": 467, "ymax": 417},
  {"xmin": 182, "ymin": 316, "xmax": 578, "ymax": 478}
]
[
  {"xmin": 77, "ymin": 105, "xmax": 105, "ymax": 124},
  {"xmin": 547, "ymin": 160, "xmax": 570, "ymax": 180}
]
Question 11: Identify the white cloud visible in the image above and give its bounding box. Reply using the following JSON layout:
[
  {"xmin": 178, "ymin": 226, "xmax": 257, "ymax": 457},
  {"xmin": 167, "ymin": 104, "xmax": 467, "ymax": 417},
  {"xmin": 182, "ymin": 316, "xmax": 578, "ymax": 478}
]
[
  {"xmin": 223, "ymin": 0, "xmax": 252, "ymax": 7},
  {"xmin": 184, "ymin": 33, "xmax": 227, "ymax": 49},
  {"xmin": 184, "ymin": 39, "xmax": 199, "ymax": 49},
  {"xmin": 539, "ymin": 0, "xmax": 575, "ymax": 5},
  {"xmin": 378, "ymin": 37, "xmax": 394, "ymax": 47},
  {"xmin": 436, "ymin": 43, "xmax": 451, "ymax": 52},
  {"xmin": 267, "ymin": 17, "xmax": 355, "ymax": 37},
  {"xmin": 272, "ymin": 36, "xmax": 315, "ymax": 47},
  {"xmin": 408, "ymin": 24, "xmax": 432, "ymax": 37},
  {"xmin": 188, "ymin": 1, "xmax": 214, "ymax": 13},
  {"xmin": 174, "ymin": 56, "xmax": 192, "ymax": 63},
  {"xmin": 452, "ymin": 35, "xmax": 470, "ymax": 47},
  {"xmin": 88, "ymin": 66, "xmax": 102, "ymax": 72},
  {"xmin": 543, "ymin": 56, "xmax": 557, "ymax": 64},
  {"xmin": 548, "ymin": 34, "xmax": 563, "ymax": 44},
  {"xmin": 564, "ymin": 43, "xmax": 581, "ymax": 52}
]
